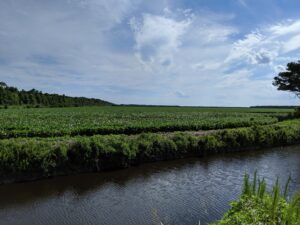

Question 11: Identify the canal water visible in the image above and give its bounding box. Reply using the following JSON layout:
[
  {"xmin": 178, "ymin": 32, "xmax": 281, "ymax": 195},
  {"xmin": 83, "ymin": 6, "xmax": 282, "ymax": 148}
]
[{"xmin": 0, "ymin": 145, "xmax": 299, "ymax": 225}]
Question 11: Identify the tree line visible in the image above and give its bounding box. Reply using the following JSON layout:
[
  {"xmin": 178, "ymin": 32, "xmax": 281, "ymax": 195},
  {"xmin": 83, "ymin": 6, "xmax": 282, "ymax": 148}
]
[{"xmin": 0, "ymin": 82, "xmax": 112, "ymax": 107}]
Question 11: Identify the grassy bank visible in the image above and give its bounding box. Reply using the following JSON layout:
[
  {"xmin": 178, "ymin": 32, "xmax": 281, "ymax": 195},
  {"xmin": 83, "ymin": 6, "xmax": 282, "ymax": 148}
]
[
  {"xmin": 210, "ymin": 173, "xmax": 300, "ymax": 225},
  {"xmin": 1, "ymin": 120, "xmax": 300, "ymax": 183}
]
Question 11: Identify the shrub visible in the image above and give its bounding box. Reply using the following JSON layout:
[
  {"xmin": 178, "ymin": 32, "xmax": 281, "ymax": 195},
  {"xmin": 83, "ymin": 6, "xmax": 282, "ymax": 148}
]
[
  {"xmin": 198, "ymin": 135, "xmax": 224, "ymax": 154},
  {"xmin": 294, "ymin": 108, "xmax": 300, "ymax": 118},
  {"xmin": 171, "ymin": 132, "xmax": 197, "ymax": 154}
]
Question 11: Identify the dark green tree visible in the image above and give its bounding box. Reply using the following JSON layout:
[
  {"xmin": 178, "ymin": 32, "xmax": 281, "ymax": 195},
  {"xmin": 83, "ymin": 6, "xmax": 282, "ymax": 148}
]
[
  {"xmin": 0, "ymin": 81, "xmax": 112, "ymax": 107},
  {"xmin": 273, "ymin": 60, "xmax": 300, "ymax": 98},
  {"xmin": 0, "ymin": 82, "xmax": 7, "ymax": 88}
]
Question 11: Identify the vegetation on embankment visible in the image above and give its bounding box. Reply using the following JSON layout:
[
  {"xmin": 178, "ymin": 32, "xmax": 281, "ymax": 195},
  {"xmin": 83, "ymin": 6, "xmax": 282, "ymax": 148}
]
[
  {"xmin": 1, "ymin": 120, "xmax": 300, "ymax": 184},
  {"xmin": 210, "ymin": 173, "xmax": 300, "ymax": 225},
  {"xmin": 0, "ymin": 81, "xmax": 112, "ymax": 107},
  {"xmin": 0, "ymin": 106, "xmax": 287, "ymax": 139}
]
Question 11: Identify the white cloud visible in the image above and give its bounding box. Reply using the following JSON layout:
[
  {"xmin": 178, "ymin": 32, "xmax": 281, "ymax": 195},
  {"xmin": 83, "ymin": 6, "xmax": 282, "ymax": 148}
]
[
  {"xmin": 227, "ymin": 19, "xmax": 300, "ymax": 66},
  {"xmin": 226, "ymin": 32, "xmax": 279, "ymax": 65},
  {"xmin": 0, "ymin": 0, "xmax": 299, "ymax": 106},
  {"xmin": 0, "ymin": 1, "xmax": 141, "ymax": 83},
  {"xmin": 283, "ymin": 34, "xmax": 300, "ymax": 53},
  {"xmin": 130, "ymin": 13, "xmax": 191, "ymax": 68},
  {"xmin": 269, "ymin": 20, "xmax": 300, "ymax": 36}
]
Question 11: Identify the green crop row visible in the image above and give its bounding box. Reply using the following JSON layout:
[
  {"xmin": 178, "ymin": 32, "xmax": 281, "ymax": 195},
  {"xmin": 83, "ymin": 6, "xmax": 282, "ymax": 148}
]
[
  {"xmin": 0, "ymin": 118, "xmax": 278, "ymax": 139},
  {"xmin": 0, "ymin": 106, "xmax": 282, "ymax": 139},
  {"xmin": 1, "ymin": 121, "xmax": 300, "ymax": 183}
]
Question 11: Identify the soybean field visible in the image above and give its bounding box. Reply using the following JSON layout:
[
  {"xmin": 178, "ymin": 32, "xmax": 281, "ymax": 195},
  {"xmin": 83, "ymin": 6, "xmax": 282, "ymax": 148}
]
[{"xmin": 0, "ymin": 106, "xmax": 292, "ymax": 139}]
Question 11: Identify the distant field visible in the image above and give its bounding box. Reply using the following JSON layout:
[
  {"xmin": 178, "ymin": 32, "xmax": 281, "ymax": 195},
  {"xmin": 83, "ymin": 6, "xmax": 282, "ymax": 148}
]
[{"xmin": 0, "ymin": 106, "xmax": 292, "ymax": 138}]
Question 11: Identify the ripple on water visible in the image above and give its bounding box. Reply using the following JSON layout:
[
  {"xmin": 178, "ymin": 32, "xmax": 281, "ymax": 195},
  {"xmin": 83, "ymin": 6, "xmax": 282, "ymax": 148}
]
[{"xmin": 0, "ymin": 145, "xmax": 299, "ymax": 225}]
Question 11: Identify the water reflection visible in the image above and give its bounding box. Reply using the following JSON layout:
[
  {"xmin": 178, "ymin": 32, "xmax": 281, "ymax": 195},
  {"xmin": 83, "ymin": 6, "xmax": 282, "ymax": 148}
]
[{"xmin": 0, "ymin": 146, "xmax": 299, "ymax": 225}]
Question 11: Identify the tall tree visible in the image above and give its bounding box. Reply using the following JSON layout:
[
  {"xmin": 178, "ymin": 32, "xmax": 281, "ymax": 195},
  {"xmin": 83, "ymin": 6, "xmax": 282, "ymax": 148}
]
[{"xmin": 273, "ymin": 60, "xmax": 300, "ymax": 98}]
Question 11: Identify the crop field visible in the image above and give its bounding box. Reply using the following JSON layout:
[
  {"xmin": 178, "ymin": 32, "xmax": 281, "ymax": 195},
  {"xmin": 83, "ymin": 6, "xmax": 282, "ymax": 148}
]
[
  {"xmin": 0, "ymin": 106, "xmax": 292, "ymax": 139},
  {"xmin": 0, "ymin": 105, "xmax": 298, "ymax": 183},
  {"xmin": 1, "ymin": 119, "xmax": 300, "ymax": 181}
]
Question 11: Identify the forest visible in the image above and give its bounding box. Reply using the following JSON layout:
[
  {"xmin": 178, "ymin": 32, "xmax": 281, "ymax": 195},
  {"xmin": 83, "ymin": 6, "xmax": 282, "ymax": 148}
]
[{"xmin": 0, "ymin": 82, "xmax": 112, "ymax": 107}]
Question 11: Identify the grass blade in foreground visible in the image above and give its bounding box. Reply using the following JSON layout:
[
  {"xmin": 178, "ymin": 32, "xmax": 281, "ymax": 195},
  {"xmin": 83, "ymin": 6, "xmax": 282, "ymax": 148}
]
[{"xmin": 210, "ymin": 174, "xmax": 300, "ymax": 225}]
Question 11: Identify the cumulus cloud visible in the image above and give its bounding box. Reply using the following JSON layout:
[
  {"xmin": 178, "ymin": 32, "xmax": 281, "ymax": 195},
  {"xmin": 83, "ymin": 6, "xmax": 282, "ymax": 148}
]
[
  {"xmin": 130, "ymin": 12, "xmax": 191, "ymax": 68},
  {"xmin": 226, "ymin": 32, "xmax": 278, "ymax": 65},
  {"xmin": 226, "ymin": 20, "xmax": 300, "ymax": 66}
]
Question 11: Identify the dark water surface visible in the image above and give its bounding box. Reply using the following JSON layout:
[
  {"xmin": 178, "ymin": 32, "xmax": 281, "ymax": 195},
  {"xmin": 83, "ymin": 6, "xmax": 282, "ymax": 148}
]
[{"xmin": 0, "ymin": 146, "xmax": 299, "ymax": 225}]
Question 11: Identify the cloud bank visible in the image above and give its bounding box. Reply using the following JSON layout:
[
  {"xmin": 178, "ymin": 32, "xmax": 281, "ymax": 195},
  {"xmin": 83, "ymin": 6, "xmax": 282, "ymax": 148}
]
[{"xmin": 0, "ymin": 0, "xmax": 300, "ymax": 106}]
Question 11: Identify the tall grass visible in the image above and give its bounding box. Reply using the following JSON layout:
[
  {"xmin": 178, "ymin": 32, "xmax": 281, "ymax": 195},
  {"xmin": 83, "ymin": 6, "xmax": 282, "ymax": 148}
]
[
  {"xmin": 1, "ymin": 122, "xmax": 300, "ymax": 183},
  {"xmin": 211, "ymin": 173, "xmax": 300, "ymax": 225}
]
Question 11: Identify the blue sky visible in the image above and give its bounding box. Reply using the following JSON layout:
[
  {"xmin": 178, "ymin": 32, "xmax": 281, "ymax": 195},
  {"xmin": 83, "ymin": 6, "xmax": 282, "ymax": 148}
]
[{"xmin": 1, "ymin": 0, "xmax": 300, "ymax": 106}]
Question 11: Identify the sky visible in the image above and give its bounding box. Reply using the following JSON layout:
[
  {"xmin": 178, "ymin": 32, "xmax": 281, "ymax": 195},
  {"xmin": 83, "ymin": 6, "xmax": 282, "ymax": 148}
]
[{"xmin": 0, "ymin": 0, "xmax": 300, "ymax": 106}]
